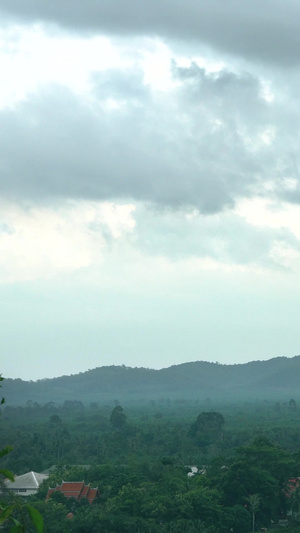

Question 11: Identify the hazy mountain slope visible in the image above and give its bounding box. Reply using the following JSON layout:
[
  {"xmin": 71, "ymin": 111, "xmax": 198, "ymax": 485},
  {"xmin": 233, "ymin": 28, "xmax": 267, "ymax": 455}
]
[{"xmin": 3, "ymin": 356, "xmax": 300, "ymax": 405}]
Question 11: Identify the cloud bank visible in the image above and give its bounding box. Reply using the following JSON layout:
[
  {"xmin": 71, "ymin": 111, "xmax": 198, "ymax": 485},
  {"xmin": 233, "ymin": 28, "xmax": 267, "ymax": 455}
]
[
  {"xmin": 2, "ymin": 2, "xmax": 300, "ymax": 379},
  {"xmin": 2, "ymin": 0, "xmax": 300, "ymax": 66},
  {"xmin": 0, "ymin": 58, "xmax": 299, "ymax": 215}
]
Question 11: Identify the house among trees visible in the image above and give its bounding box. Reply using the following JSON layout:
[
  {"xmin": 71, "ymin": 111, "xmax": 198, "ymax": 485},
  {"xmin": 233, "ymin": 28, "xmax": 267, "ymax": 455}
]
[
  {"xmin": 4, "ymin": 471, "xmax": 49, "ymax": 496},
  {"xmin": 46, "ymin": 481, "xmax": 100, "ymax": 504}
]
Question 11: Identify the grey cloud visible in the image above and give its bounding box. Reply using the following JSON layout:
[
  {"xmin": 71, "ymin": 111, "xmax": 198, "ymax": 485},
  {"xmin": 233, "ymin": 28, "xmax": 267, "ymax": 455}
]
[
  {"xmin": 172, "ymin": 63, "xmax": 265, "ymax": 122},
  {"xmin": 0, "ymin": 63, "xmax": 298, "ymax": 212},
  {"xmin": 131, "ymin": 206, "xmax": 300, "ymax": 269},
  {"xmin": 1, "ymin": 0, "xmax": 300, "ymax": 66}
]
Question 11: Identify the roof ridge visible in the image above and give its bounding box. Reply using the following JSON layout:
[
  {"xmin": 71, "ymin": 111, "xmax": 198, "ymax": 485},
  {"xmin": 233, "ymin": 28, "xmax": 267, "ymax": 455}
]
[{"xmin": 31, "ymin": 471, "xmax": 38, "ymax": 487}]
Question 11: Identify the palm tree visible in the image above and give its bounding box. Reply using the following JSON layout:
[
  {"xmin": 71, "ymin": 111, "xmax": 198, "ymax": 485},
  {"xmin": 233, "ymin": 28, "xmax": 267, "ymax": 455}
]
[{"xmin": 247, "ymin": 493, "xmax": 260, "ymax": 532}]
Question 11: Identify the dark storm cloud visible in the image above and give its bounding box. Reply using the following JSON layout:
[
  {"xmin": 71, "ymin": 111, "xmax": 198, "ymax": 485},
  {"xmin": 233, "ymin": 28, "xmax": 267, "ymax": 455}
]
[
  {"xmin": 0, "ymin": 62, "xmax": 297, "ymax": 212},
  {"xmin": 0, "ymin": 73, "xmax": 256, "ymax": 210},
  {"xmin": 1, "ymin": 0, "xmax": 300, "ymax": 66}
]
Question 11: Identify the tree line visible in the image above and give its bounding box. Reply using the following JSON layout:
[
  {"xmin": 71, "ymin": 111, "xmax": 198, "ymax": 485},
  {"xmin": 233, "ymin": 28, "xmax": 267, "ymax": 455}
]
[{"xmin": 2, "ymin": 387, "xmax": 300, "ymax": 530}]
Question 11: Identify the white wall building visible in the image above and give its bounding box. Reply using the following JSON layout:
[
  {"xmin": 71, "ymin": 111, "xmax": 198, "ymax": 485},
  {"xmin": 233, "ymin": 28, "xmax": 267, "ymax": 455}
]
[{"xmin": 4, "ymin": 471, "xmax": 48, "ymax": 496}]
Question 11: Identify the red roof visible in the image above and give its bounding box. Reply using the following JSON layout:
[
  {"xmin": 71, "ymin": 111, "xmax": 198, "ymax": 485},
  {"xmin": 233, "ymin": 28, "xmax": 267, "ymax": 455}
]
[
  {"xmin": 80, "ymin": 484, "xmax": 89, "ymax": 497},
  {"xmin": 284, "ymin": 477, "xmax": 300, "ymax": 498},
  {"xmin": 46, "ymin": 481, "xmax": 100, "ymax": 504},
  {"xmin": 87, "ymin": 488, "xmax": 99, "ymax": 503}
]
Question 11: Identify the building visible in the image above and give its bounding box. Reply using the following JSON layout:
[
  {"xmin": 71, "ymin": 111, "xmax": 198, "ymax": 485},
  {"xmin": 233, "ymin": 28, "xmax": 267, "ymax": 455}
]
[
  {"xmin": 4, "ymin": 471, "xmax": 48, "ymax": 496},
  {"xmin": 46, "ymin": 481, "xmax": 100, "ymax": 504}
]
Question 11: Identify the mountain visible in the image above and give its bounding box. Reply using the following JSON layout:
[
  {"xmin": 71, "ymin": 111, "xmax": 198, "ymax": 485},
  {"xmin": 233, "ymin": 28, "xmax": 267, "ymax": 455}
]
[{"xmin": 3, "ymin": 356, "xmax": 300, "ymax": 406}]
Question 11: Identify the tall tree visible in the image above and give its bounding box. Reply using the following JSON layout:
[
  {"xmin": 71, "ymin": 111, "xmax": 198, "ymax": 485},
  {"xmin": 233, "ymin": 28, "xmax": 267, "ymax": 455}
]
[
  {"xmin": 110, "ymin": 405, "xmax": 126, "ymax": 430},
  {"xmin": 246, "ymin": 493, "xmax": 260, "ymax": 532}
]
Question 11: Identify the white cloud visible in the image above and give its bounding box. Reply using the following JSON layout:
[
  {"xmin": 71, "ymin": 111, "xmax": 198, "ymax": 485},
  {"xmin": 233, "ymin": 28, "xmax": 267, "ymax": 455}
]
[
  {"xmin": 0, "ymin": 24, "xmax": 135, "ymax": 109},
  {"xmin": 235, "ymin": 198, "xmax": 300, "ymax": 239},
  {"xmin": 0, "ymin": 200, "xmax": 135, "ymax": 282}
]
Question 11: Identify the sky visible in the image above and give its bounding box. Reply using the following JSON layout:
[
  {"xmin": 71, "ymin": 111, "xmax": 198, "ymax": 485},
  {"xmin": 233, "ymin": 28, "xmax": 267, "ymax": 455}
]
[{"xmin": 1, "ymin": 1, "xmax": 300, "ymax": 380}]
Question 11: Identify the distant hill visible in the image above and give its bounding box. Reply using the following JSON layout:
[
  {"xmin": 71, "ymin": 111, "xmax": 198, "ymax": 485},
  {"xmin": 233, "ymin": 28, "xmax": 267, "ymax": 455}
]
[{"xmin": 3, "ymin": 356, "xmax": 300, "ymax": 406}]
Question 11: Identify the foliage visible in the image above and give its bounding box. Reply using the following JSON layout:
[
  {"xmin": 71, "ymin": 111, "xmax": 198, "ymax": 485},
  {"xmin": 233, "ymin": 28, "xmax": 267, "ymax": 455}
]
[
  {"xmin": 110, "ymin": 405, "xmax": 127, "ymax": 430},
  {"xmin": 0, "ymin": 375, "xmax": 44, "ymax": 532},
  {"xmin": 4, "ymin": 375, "xmax": 300, "ymax": 531},
  {"xmin": 189, "ymin": 411, "xmax": 224, "ymax": 448}
]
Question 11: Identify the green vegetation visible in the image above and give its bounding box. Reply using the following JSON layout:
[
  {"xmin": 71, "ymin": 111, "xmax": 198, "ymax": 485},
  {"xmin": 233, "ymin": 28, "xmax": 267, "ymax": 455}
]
[
  {"xmin": 0, "ymin": 375, "xmax": 43, "ymax": 532},
  {"xmin": 3, "ymin": 367, "xmax": 300, "ymax": 531}
]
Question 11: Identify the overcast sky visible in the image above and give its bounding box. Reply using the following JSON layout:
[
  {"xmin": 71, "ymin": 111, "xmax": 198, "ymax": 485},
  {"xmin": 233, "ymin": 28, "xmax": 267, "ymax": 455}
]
[{"xmin": 1, "ymin": 1, "xmax": 300, "ymax": 380}]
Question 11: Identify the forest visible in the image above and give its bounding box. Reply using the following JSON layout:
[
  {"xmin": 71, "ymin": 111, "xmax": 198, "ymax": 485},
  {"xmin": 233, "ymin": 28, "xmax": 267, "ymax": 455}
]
[{"xmin": 2, "ymin": 375, "xmax": 300, "ymax": 532}]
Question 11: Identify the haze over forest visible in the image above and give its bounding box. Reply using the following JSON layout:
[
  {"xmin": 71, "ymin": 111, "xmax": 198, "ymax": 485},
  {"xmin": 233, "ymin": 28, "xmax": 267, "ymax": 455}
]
[{"xmin": 4, "ymin": 355, "xmax": 300, "ymax": 406}]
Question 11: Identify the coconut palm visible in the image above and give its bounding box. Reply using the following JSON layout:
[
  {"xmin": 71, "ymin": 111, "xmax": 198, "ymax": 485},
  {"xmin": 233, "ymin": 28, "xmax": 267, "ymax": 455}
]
[{"xmin": 246, "ymin": 493, "xmax": 260, "ymax": 532}]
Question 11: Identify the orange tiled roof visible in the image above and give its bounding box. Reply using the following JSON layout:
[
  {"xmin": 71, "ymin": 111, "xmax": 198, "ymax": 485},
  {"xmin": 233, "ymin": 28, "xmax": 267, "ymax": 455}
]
[
  {"xmin": 46, "ymin": 481, "xmax": 99, "ymax": 503},
  {"xmin": 87, "ymin": 488, "xmax": 99, "ymax": 503},
  {"xmin": 80, "ymin": 484, "xmax": 90, "ymax": 497}
]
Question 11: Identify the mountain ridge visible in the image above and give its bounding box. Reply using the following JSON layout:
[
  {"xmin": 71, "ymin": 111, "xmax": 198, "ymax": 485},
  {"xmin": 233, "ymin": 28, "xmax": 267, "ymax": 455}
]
[{"xmin": 3, "ymin": 355, "xmax": 300, "ymax": 405}]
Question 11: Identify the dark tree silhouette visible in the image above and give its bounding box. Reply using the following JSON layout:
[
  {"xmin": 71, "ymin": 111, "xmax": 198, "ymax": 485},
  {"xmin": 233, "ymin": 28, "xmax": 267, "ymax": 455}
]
[{"xmin": 110, "ymin": 405, "xmax": 126, "ymax": 430}]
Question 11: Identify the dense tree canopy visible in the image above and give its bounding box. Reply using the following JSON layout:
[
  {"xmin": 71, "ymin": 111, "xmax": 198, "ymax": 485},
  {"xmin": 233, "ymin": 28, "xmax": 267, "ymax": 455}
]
[{"xmin": 2, "ymin": 377, "xmax": 300, "ymax": 531}]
